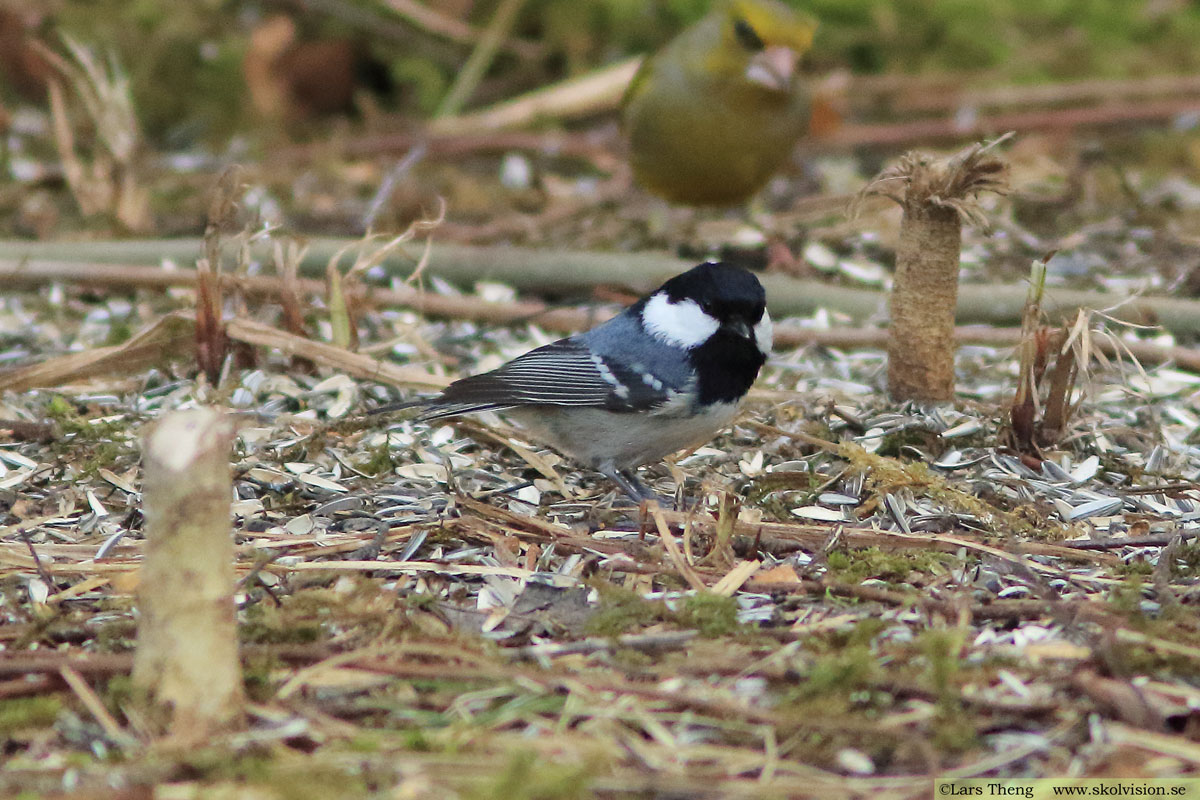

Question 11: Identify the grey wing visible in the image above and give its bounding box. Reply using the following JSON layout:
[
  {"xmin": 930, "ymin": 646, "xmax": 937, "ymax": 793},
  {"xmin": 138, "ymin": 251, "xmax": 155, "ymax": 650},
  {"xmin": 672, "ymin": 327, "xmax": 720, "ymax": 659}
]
[{"xmin": 419, "ymin": 338, "xmax": 669, "ymax": 420}]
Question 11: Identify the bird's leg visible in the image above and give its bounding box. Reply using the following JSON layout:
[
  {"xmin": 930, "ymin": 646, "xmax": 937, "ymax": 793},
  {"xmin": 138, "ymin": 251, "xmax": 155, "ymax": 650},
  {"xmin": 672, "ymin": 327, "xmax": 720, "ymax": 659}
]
[
  {"xmin": 601, "ymin": 467, "xmax": 672, "ymax": 506},
  {"xmin": 599, "ymin": 467, "xmax": 649, "ymax": 503}
]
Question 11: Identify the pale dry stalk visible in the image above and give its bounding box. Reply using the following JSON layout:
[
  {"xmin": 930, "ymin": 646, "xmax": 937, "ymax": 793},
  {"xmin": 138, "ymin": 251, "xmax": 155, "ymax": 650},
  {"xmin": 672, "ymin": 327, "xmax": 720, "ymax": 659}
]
[
  {"xmin": 133, "ymin": 408, "xmax": 243, "ymax": 742},
  {"xmin": 39, "ymin": 36, "xmax": 149, "ymax": 232}
]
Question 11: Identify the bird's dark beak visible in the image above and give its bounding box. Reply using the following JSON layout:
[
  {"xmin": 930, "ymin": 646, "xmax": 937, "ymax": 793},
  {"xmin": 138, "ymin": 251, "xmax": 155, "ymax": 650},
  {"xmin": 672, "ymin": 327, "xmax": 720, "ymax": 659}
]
[
  {"xmin": 745, "ymin": 45, "xmax": 797, "ymax": 92},
  {"xmin": 722, "ymin": 319, "xmax": 753, "ymax": 340}
]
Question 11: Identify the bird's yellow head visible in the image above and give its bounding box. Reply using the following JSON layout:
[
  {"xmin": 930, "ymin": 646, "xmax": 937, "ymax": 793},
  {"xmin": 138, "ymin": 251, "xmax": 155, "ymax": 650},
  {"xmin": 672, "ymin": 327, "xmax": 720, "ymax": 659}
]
[{"xmin": 712, "ymin": 0, "xmax": 817, "ymax": 94}]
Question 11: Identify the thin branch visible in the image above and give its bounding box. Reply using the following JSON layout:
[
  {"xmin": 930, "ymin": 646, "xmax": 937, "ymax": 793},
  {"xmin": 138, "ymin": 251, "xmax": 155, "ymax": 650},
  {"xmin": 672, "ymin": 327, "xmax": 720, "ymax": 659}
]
[
  {"xmin": 9, "ymin": 241, "xmax": 1200, "ymax": 337},
  {"xmin": 7, "ymin": 259, "xmax": 1200, "ymax": 375}
]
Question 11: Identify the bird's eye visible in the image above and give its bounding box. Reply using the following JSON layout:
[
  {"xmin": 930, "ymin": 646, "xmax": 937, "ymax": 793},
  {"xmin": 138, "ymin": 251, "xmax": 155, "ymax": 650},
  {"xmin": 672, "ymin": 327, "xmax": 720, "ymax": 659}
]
[{"xmin": 733, "ymin": 18, "xmax": 765, "ymax": 52}]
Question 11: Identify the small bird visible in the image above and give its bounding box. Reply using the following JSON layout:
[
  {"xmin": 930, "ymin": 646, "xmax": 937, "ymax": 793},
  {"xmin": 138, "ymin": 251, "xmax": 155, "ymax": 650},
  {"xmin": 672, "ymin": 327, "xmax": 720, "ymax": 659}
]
[
  {"xmin": 621, "ymin": 0, "xmax": 817, "ymax": 206},
  {"xmin": 374, "ymin": 262, "xmax": 772, "ymax": 501}
]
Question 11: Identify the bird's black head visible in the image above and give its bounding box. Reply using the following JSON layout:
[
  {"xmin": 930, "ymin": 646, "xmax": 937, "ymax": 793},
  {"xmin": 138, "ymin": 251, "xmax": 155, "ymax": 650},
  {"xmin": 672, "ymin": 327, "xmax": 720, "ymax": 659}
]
[
  {"xmin": 658, "ymin": 261, "xmax": 767, "ymax": 332},
  {"xmin": 643, "ymin": 261, "xmax": 770, "ymax": 406}
]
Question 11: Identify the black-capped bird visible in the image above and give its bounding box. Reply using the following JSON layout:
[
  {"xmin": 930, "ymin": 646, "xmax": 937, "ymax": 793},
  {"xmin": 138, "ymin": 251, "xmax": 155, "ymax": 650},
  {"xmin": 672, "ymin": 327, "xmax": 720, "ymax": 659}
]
[{"xmin": 373, "ymin": 262, "xmax": 772, "ymax": 501}]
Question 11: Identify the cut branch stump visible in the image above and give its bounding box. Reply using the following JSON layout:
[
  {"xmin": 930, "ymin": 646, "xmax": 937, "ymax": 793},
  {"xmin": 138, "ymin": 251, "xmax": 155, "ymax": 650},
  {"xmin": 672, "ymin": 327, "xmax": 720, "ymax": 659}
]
[
  {"xmin": 133, "ymin": 407, "xmax": 243, "ymax": 743},
  {"xmin": 861, "ymin": 139, "xmax": 1010, "ymax": 402}
]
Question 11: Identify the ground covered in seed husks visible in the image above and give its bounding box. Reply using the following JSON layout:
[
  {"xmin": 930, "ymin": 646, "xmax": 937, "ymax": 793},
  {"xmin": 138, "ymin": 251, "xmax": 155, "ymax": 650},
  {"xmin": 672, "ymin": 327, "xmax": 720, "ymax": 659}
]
[
  {"xmin": 2, "ymin": 186, "xmax": 1200, "ymax": 798},
  {"xmin": 6, "ymin": 1, "xmax": 1200, "ymax": 794}
]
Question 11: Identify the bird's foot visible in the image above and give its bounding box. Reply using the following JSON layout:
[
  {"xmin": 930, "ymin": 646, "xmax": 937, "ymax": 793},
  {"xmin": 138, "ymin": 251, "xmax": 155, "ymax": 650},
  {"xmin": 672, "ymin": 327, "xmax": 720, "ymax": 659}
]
[{"xmin": 602, "ymin": 468, "xmax": 689, "ymax": 510}]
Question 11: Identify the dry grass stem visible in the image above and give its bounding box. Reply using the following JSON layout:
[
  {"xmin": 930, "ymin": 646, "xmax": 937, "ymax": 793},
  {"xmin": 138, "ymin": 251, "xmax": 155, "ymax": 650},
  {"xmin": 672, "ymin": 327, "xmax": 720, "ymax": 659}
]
[{"xmin": 38, "ymin": 36, "xmax": 148, "ymax": 232}]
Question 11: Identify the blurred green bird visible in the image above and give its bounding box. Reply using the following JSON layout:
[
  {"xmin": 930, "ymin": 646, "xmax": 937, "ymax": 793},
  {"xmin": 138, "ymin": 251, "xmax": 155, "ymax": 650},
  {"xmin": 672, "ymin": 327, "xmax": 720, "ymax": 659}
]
[{"xmin": 621, "ymin": 0, "xmax": 817, "ymax": 206}]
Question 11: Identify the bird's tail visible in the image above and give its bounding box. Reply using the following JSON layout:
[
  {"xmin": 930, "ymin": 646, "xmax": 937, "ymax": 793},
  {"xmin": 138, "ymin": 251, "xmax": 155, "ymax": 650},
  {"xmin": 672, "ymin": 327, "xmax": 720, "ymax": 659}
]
[{"xmin": 369, "ymin": 397, "xmax": 515, "ymax": 421}]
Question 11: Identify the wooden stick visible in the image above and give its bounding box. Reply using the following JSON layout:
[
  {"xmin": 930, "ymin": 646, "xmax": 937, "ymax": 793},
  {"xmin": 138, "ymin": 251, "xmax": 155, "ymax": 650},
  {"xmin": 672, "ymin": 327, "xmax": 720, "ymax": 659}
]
[
  {"xmin": 59, "ymin": 665, "xmax": 135, "ymax": 746},
  {"xmin": 1063, "ymin": 531, "xmax": 1199, "ymax": 550},
  {"xmin": 225, "ymin": 317, "xmax": 447, "ymax": 390},
  {"xmin": 829, "ymin": 97, "xmax": 1200, "ymax": 149},
  {"xmin": 6, "ymin": 259, "xmax": 1200, "ymax": 375},
  {"xmin": 8, "ymin": 242, "xmax": 1200, "ymax": 335},
  {"xmin": 431, "ymin": 58, "xmax": 640, "ymax": 135},
  {"xmin": 0, "ymin": 310, "xmax": 446, "ymax": 393},
  {"xmin": 133, "ymin": 408, "xmax": 243, "ymax": 742},
  {"xmin": 885, "ymin": 73, "xmax": 1200, "ymax": 115}
]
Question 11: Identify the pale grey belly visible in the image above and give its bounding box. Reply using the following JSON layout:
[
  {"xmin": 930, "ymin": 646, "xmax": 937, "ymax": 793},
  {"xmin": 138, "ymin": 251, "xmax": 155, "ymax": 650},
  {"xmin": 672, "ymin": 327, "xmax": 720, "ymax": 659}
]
[{"xmin": 504, "ymin": 404, "xmax": 739, "ymax": 471}]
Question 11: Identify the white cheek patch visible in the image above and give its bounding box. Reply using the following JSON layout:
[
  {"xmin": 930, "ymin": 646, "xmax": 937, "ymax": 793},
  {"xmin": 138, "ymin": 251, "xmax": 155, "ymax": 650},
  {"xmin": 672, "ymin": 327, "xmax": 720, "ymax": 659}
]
[
  {"xmin": 642, "ymin": 294, "xmax": 719, "ymax": 349},
  {"xmin": 754, "ymin": 310, "xmax": 773, "ymax": 355}
]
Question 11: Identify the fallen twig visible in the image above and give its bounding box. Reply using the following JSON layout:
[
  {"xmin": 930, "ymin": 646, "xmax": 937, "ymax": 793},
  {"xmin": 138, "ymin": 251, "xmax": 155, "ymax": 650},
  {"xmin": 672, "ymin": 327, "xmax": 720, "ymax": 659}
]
[
  {"xmin": 1062, "ymin": 530, "xmax": 1199, "ymax": 551},
  {"xmin": 0, "ymin": 311, "xmax": 447, "ymax": 392},
  {"xmin": 8, "ymin": 241, "xmax": 1200, "ymax": 335},
  {"xmin": 830, "ymin": 97, "xmax": 1200, "ymax": 149},
  {"xmin": 6, "ymin": 257, "xmax": 1200, "ymax": 372},
  {"xmin": 431, "ymin": 57, "xmax": 640, "ymax": 135},
  {"xmin": 506, "ymin": 630, "xmax": 698, "ymax": 660}
]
